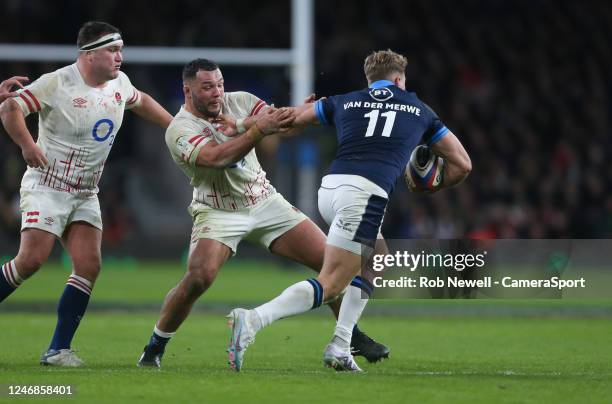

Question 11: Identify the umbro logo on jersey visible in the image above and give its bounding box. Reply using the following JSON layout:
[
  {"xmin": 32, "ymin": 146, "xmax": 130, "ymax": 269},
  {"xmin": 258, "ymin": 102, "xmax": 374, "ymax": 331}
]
[
  {"xmin": 369, "ymin": 87, "xmax": 394, "ymax": 102},
  {"xmin": 73, "ymin": 98, "xmax": 87, "ymax": 108}
]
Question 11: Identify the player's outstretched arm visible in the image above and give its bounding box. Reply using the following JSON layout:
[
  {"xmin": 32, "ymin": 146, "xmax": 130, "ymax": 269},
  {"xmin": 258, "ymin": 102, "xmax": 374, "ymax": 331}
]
[
  {"xmin": 271, "ymin": 102, "xmax": 320, "ymax": 138},
  {"xmin": 430, "ymin": 131, "xmax": 471, "ymax": 189},
  {"xmin": 196, "ymin": 108, "xmax": 294, "ymax": 168},
  {"xmin": 215, "ymin": 94, "xmax": 317, "ymax": 138},
  {"xmin": 0, "ymin": 76, "xmax": 29, "ymax": 103},
  {"xmin": 292, "ymin": 102, "xmax": 321, "ymax": 127},
  {"xmin": 130, "ymin": 91, "xmax": 173, "ymax": 129},
  {"xmin": 0, "ymin": 98, "xmax": 48, "ymax": 168}
]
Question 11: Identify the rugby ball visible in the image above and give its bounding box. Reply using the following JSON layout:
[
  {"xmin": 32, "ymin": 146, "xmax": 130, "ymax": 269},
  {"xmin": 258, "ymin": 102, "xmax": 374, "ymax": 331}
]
[{"xmin": 405, "ymin": 145, "xmax": 444, "ymax": 191}]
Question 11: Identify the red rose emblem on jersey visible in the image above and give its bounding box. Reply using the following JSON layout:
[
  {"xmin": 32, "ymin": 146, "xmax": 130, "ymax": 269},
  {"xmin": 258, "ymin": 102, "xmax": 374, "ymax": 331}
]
[
  {"xmin": 115, "ymin": 92, "xmax": 122, "ymax": 104},
  {"xmin": 201, "ymin": 127, "xmax": 213, "ymax": 138}
]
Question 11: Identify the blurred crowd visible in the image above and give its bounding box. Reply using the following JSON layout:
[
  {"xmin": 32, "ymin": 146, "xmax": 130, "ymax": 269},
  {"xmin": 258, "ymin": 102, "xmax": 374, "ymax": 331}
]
[{"xmin": 1, "ymin": 0, "xmax": 611, "ymax": 249}]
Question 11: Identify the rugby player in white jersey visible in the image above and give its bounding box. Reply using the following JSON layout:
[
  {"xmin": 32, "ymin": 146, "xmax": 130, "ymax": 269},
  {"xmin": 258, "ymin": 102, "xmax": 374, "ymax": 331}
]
[
  {"xmin": 137, "ymin": 59, "xmax": 389, "ymax": 368},
  {"xmin": 0, "ymin": 21, "xmax": 173, "ymax": 366}
]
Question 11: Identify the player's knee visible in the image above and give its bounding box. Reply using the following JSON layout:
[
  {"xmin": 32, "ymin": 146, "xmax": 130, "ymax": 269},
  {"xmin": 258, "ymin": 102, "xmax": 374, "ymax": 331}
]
[
  {"xmin": 14, "ymin": 253, "xmax": 46, "ymax": 278},
  {"xmin": 320, "ymin": 280, "xmax": 344, "ymax": 302},
  {"xmin": 72, "ymin": 254, "xmax": 102, "ymax": 281},
  {"xmin": 183, "ymin": 273, "xmax": 210, "ymax": 296},
  {"xmin": 185, "ymin": 264, "xmax": 218, "ymax": 295}
]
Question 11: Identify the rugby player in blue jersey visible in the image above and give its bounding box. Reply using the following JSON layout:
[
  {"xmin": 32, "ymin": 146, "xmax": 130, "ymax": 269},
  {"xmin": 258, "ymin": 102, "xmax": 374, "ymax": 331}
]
[{"xmin": 226, "ymin": 50, "xmax": 471, "ymax": 372}]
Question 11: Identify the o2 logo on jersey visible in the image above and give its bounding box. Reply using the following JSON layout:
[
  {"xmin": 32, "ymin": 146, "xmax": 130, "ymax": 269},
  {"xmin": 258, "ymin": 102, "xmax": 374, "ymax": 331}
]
[
  {"xmin": 369, "ymin": 87, "xmax": 394, "ymax": 102},
  {"xmin": 92, "ymin": 119, "xmax": 115, "ymax": 142}
]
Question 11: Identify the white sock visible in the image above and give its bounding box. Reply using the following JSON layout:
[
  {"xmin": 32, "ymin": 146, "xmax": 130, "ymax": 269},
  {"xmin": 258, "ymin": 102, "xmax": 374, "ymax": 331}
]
[
  {"xmin": 253, "ymin": 280, "xmax": 317, "ymax": 332},
  {"xmin": 2, "ymin": 259, "xmax": 24, "ymax": 288},
  {"xmin": 332, "ymin": 285, "xmax": 369, "ymax": 351},
  {"xmin": 154, "ymin": 325, "xmax": 175, "ymax": 339}
]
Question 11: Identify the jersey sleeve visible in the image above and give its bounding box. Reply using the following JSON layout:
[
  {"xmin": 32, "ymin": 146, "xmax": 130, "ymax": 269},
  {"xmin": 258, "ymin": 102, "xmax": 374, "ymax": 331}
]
[
  {"xmin": 166, "ymin": 120, "xmax": 216, "ymax": 166},
  {"xmin": 120, "ymin": 72, "xmax": 142, "ymax": 110},
  {"xmin": 314, "ymin": 95, "xmax": 339, "ymax": 126},
  {"xmin": 421, "ymin": 103, "xmax": 449, "ymax": 146},
  {"xmin": 13, "ymin": 72, "xmax": 58, "ymax": 116},
  {"xmin": 234, "ymin": 91, "xmax": 268, "ymax": 117}
]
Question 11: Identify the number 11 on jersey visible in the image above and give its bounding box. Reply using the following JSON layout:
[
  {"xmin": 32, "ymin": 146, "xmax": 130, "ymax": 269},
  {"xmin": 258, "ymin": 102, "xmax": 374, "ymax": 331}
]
[{"xmin": 364, "ymin": 110, "xmax": 396, "ymax": 138}]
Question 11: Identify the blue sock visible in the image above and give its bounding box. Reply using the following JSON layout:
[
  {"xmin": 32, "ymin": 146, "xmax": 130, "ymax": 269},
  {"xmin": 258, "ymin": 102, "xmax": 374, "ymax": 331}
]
[
  {"xmin": 350, "ymin": 275, "xmax": 374, "ymax": 298},
  {"xmin": 0, "ymin": 260, "xmax": 23, "ymax": 303},
  {"xmin": 49, "ymin": 275, "xmax": 92, "ymax": 350},
  {"xmin": 145, "ymin": 331, "xmax": 171, "ymax": 354}
]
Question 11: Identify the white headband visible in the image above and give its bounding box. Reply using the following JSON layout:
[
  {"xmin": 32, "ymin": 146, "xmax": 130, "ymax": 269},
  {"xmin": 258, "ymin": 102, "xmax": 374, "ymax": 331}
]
[{"xmin": 79, "ymin": 33, "xmax": 123, "ymax": 51}]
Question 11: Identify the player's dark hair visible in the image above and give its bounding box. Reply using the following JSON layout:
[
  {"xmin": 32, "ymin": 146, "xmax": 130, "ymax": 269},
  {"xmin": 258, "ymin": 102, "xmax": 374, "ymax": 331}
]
[
  {"xmin": 364, "ymin": 49, "xmax": 408, "ymax": 83},
  {"xmin": 182, "ymin": 59, "xmax": 220, "ymax": 82},
  {"xmin": 77, "ymin": 21, "xmax": 121, "ymax": 48}
]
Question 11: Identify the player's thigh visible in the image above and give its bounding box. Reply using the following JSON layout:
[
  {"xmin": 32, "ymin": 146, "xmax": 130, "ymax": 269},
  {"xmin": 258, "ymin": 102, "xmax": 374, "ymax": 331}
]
[
  {"xmin": 19, "ymin": 189, "xmax": 74, "ymax": 239},
  {"xmin": 62, "ymin": 221, "xmax": 102, "ymax": 282},
  {"xmin": 186, "ymin": 238, "xmax": 231, "ymax": 287},
  {"xmin": 319, "ymin": 185, "xmax": 388, "ymax": 256},
  {"xmin": 269, "ymin": 218, "xmax": 326, "ymax": 271},
  {"xmin": 15, "ymin": 228, "xmax": 57, "ymax": 277},
  {"xmin": 317, "ymin": 244, "xmax": 362, "ymax": 299},
  {"xmin": 247, "ymin": 194, "xmax": 312, "ymax": 254},
  {"xmin": 189, "ymin": 202, "xmax": 249, "ymax": 255}
]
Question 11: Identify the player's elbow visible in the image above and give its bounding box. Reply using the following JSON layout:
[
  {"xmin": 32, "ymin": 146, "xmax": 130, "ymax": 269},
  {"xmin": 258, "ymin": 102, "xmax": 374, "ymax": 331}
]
[
  {"xmin": 448, "ymin": 144, "xmax": 472, "ymax": 179},
  {"xmin": 0, "ymin": 98, "xmax": 17, "ymax": 118},
  {"xmin": 459, "ymin": 153, "xmax": 472, "ymax": 178}
]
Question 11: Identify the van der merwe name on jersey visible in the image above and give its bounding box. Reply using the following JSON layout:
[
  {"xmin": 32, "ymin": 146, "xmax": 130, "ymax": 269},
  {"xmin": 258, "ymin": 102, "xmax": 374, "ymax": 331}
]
[{"xmin": 343, "ymin": 101, "xmax": 421, "ymax": 116}]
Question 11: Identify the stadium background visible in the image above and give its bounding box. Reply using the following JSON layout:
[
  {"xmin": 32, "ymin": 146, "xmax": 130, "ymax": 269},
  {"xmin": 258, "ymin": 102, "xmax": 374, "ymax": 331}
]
[
  {"xmin": 0, "ymin": 2, "xmax": 611, "ymax": 402},
  {"xmin": 1, "ymin": 0, "xmax": 611, "ymax": 257}
]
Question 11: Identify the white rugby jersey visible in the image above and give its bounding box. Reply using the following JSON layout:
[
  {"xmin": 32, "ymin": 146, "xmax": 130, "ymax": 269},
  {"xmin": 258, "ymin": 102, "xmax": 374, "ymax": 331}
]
[
  {"xmin": 165, "ymin": 91, "xmax": 275, "ymax": 210},
  {"xmin": 14, "ymin": 63, "xmax": 140, "ymax": 195}
]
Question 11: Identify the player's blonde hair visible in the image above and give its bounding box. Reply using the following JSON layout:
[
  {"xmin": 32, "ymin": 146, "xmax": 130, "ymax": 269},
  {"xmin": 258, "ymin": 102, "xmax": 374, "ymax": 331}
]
[{"xmin": 363, "ymin": 50, "xmax": 408, "ymax": 83}]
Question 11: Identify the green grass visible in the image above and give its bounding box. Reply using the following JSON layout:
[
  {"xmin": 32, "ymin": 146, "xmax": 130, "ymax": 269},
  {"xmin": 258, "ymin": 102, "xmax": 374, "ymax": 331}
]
[
  {"xmin": 1, "ymin": 314, "xmax": 611, "ymax": 403},
  {"xmin": 5, "ymin": 260, "xmax": 311, "ymax": 304},
  {"xmin": 1, "ymin": 261, "xmax": 611, "ymax": 403}
]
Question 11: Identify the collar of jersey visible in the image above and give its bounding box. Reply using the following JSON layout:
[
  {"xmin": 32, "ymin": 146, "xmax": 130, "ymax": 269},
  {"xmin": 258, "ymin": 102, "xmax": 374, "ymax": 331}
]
[{"xmin": 369, "ymin": 80, "xmax": 394, "ymax": 89}]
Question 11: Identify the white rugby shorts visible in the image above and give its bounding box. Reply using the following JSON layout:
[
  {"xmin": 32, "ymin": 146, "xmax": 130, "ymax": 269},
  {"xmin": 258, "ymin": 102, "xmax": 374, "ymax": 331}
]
[
  {"xmin": 318, "ymin": 174, "xmax": 388, "ymax": 255},
  {"xmin": 188, "ymin": 193, "xmax": 307, "ymax": 254},
  {"xmin": 20, "ymin": 189, "xmax": 102, "ymax": 238}
]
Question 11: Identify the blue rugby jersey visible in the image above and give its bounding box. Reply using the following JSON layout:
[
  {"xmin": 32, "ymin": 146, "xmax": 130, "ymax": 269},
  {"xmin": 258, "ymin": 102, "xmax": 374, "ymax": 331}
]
[{"xmin": 315, "ymin": 80, "xmax": 449, "ymax": 194}]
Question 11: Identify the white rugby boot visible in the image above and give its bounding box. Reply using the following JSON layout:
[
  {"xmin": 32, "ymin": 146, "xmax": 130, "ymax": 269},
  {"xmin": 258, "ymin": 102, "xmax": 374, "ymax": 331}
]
[
  {"xmin": 323, "ymin": 343, "xmax": 363, "ymax": 372},
  {"xmin": 40, "ymin": 349, "xmax": 84, "ymax": 367},
  {"xmin": 226, "ymin": 308, "xmax": 258, "ymax": 372}
]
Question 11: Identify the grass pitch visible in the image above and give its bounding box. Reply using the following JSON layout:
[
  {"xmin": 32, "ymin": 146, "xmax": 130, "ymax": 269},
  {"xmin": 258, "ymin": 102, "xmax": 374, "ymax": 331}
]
[{"xmin": 0, "ymin": 261, "xmax": 611, "ymax": 403}]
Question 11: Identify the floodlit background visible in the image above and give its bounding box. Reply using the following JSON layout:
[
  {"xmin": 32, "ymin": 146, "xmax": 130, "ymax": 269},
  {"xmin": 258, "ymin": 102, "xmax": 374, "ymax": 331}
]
[{"xmin": 1, "ymin": 0, "xmax": 611, "ymax": 259}]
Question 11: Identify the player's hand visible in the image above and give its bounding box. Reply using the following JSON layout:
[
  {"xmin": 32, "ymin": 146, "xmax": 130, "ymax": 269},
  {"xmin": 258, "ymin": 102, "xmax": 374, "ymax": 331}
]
[
  {"xmin": 0, "ymin": 76, "xmax": 29, "ymax": 103},
  {"xmin": 405, "ymin": 176, "xmax": 440, "ymax": 195},
  {"xmin": 212, "ymin": 114, "xmax": 239, "ymax": 137},
  {"xmin": 256, "ymin": 107, "xmax": 295, "ymax": 135},
  {"xmin": 406, "ymin": 180, "xmax": 439, "ymax": 194},
  {"xmin": 303, "ymin": 93, "xmax": 316, "ymax": 104},
  {"xmin": 22, "ymin": 144, "xmax": 48, "ymax": 168}
]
